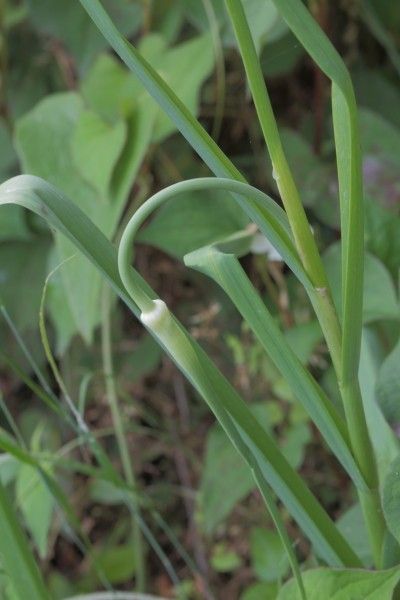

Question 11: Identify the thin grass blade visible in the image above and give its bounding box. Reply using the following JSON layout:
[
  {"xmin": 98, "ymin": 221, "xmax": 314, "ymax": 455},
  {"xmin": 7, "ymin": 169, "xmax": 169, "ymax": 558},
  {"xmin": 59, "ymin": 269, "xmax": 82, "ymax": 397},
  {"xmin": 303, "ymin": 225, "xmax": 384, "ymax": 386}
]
[{"xmin": 0, "ymin": 175, "xmax": 361, "ymax": 568}]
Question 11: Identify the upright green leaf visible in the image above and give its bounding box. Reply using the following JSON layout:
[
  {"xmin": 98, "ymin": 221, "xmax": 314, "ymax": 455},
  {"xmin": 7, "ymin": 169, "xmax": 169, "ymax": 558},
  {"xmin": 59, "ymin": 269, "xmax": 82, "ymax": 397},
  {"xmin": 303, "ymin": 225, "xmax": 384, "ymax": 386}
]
[
  {"xmin": 71, "ymin": 110, "xmax": 127, "ymax": 196},
  {"xmin": 383, "ymin": 455, "xmax": 400, "ymax": 544}
]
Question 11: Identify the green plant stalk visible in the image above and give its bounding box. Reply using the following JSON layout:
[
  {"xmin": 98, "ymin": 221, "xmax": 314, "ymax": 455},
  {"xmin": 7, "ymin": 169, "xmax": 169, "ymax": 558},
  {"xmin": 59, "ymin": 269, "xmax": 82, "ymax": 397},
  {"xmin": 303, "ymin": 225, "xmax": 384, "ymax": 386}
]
[
  {"xmin": 224, "ymin": 0, "xmax": 323, "ymax": 284},
  {"xmin": 101, "ymin": 286, "xmax": 146, "ymax": 591},
  {"xmin": 224, "ymin": 0, "xmax": 343, "ymax": 376},
  {"xmin": 262, "ymin": 0, "xmax": 386, "ymax": 564}
]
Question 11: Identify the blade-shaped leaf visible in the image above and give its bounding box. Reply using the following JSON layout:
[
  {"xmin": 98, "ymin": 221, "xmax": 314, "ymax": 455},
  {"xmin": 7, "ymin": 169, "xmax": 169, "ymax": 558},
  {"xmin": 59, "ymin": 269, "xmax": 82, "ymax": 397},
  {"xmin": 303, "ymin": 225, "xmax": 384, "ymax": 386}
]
[
  {"xmin": 185, "ymin": 245, "xmax": 365, "ymax": 490},
  {"xmin": 267, "ymin": 0, "xmax": 363, "ymax": 386},
  {"xmin": 0, "ymin": 175, "xmax": 361, "ymax": 568}
]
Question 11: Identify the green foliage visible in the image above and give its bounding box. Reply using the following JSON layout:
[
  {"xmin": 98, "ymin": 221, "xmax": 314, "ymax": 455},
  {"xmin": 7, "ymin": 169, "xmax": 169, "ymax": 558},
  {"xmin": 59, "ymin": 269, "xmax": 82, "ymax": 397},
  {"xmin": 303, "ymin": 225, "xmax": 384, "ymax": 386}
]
[
  {"xmin": 336, "ymin": 504, "xmax": 372, "ymax": 566},
  {"xmin": 0, "ymin": 239, "xmax": 51, "ymax": 331},
  {"xmin": 139, "ymin": 189, "xmax": 248, "ymax": 259},
  {"xmin": 1, "ymin": 0, "xmax": 400, "ymax": 596},
  {"xmin": 323, "ymin": 243, "xmax": 400, "ymax": 324},
  {"xmin": 25, "ymin": 0, "xmax": 143, "ymax": 72},
  {"xmin": 383, "ymin": 455, "xmax": 400, "ymax": 545},
  {"xmin": 0, "ymin": 480, "xmax": 50, "ymax": 599},
  {"xmin": 210, "ymin": 543, "xmax": 242, "ymax": 573},
  {"xmin": 95, "ymin": 544, "xmax": 136, "ymax": 584},
  {"xmin": 198, "ymin": 424, "xmax": 254, "ymax": 535},
  {"xmin": 250, "ymin": 527, "xmax": 290, "ymax": 582},
  {"xmin": 278, "ymin": 566, "xmax": 400, "ymax": 600},
  {"xmin": 184, "ymin": 0, "xmax": 287, "ymax": 54},
  {"xmin": 376, "ymin": 340, "xmax": 400, "ymax": 424},
  {"xmin": 13, "ymin": 28, "xmax": 215, "ymax": 347},
  {"xmin": 15, "ymin": 463, "xmax": 55, "ymax": 559}
]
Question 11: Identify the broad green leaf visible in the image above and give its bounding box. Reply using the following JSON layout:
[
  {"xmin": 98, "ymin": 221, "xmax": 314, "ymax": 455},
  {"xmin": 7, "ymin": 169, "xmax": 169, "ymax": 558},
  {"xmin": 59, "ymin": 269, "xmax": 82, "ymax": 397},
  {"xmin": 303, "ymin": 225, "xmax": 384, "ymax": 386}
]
[
  {"xmin": 71, "ymin": 110, "xmax": 126, "ymax": 196},
  {"xmin": 95, "ymin": 544, "xmax": 136, "ymax": 584},
  {"xmin": 146, "ymin": 33, "xmax": 215, "ymax": 142},
  {"xmin": 79, "ymin": 0, "xmax": 244, "ymax": 182},
  {"xmin": 0, "ymin": 119, "xmax": 17, "ymax": 181},
  {"xmin": 383, "ymin": 455, "xmax": 400, "ymax": 545},
  {"xmin": 365, "ymin": 199, "xmax": 400, "ymax": 280},
  {"xmin": 284, "ymin": 321, "xmax": 323, "ymax": 366},
  {"xmin": 241, "ymin": 582, "xmax": 278, "ymax": 600},
  {"xmin": 376, "ymin": 340, "xmax": 400, "ymax": 425},
  {"xmin": 120, "ymin": 333, "xmax": 162, "ymax": 383},
  {"xmin": 198, "ymin": 424, "xmax": 255, "ymax": 535},
  {"xmin": 82, "ymin": 32, "xmax": 215, "ymax": 144},
  {"xmin": 0, "ymin": 480, "xmax": 49, "ymax": 599},
  {"xmin": 0, "ymin": 454, "xmax": 19, "ymax": 486},
  {"xmin": 260, "ymin": 31, "xmax": 304, "ymax": 77},
  {"xmin": 15, "ymin": 90, "xmax": 154, "ymax": 345},
  {"xmin": 281, "ymin": 423, "xmax": 310, "ymax": 470},
  {"xmin": 363, "ymin": 256, "xmax": 399, "ymax": 322},
  {"xmin": 185, "ymin": 0, "xmax": 286, "ymax": 53},
  {"xmin": 359, "ymin": 329, "xmax": 399, "ymax": 480},
  {"xmin": 362, "ymin": 1, "xmax": 400, "ymax": 76},
  {"xmin": 352, "ymin": 68, "xmax": 400, "ymax": 128},
  {"xmin": 324, "ymin": 243, "xmax": 399, "ymax": 324},
  {"xmin": 16, "ymin": 463, "xmax": 55, "ymax": 559},
  {"xmin": 250, "ymin": 527, "xmax": 290, "ymax": 582},
  {"xmin": 278, "ymin": 566, "xmax": 400, "ymax": 599},
  {"xmin": 15, "ymin": 92, "xmax": 102, "ymax": 343},
  {"xmin": 198, "ymin": 413, "xmax": 309, "ymax": 534},
  {"xmin": 0, "ymin": 206, "xmax": 31, "ymax": 242},
  {"xmin": 109, "ymin": 97, "xmax": 156, "ymax": 211},
  {"xmin": 211, "ymin": 543, "xmax": 242, "ymax": 572},
  {"xmin": 360, "ymin": 109, "xmax": 400, "ymax": 165},
  {"xmin": 0, "ymin": 239, "xmax": 51, "ymax": 331},
  {"xmin": 26, "ymin": 0, "xmax": 143, "ymax": 72},
  {"xmin": 138, "ymin": 190, "xmax": 248, "ymax": 259},
  {"xmin": 81, "ymin": 54, "xmax": 138, "ymax": 121},
  {"xmin": 336, "ymin": 504, "xmax": 372, "ymax": 567},
  {"xmin": 0, "ymin": 175, "xmax": 361, "ymax": 568}
]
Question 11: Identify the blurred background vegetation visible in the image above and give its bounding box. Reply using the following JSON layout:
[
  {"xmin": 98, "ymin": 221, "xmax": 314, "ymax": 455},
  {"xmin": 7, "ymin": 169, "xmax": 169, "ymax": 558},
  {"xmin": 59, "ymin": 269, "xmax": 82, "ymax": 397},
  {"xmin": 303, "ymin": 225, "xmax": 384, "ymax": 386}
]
[{"xmin": 0, "ymin": 0, "xmax": 399, "ymax": 598}]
